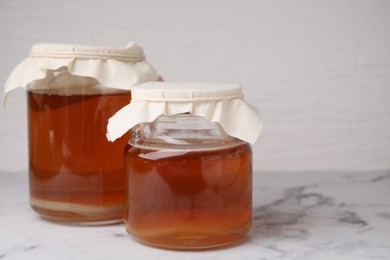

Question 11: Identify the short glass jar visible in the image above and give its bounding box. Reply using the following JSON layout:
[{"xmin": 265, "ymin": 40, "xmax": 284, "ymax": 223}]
[
  {"xmin": 124, "ymin": 114, "xmax": 252, "ymax": 249},
  {"xmin": 107, "ymin": 82, "xmax": 262, "ymax": 249}
]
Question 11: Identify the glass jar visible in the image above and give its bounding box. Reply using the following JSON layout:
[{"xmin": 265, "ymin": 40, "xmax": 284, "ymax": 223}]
[
  {"xmin": 27, "ymin": 70, "xmax": 131, "ymax": 224},
  {"xmin": 5, "ymin": 43, "xmax": 160, "ymax": 224},
  {"xmin": 124, "ymin": 114, "xmax": 252, "ymax": 249}
]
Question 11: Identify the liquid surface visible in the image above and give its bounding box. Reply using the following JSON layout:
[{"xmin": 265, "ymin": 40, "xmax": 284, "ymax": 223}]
[
  {"xmin": 125, "ymin": 142, "xmax": 252, "ymax": 249},
  {"xmin": 28, "ymin": 90, "xmax": 131, "ymax": 223}
]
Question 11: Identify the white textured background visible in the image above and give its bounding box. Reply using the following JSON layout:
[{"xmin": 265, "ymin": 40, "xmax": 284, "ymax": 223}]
[{"xmin": 1, "ymin": 0, "xmax": 389, "ymax": 172}]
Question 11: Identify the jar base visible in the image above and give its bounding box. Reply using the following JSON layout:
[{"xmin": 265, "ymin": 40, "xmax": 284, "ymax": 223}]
[
  {"xmin": 126, "ymin": 224, "xmax": 251, "ymax": 250},
  {"xmin": 131, "ymin": 234, "xmax": 248, "ymax": 250},
  {"xmin": 30, "ymin": 198, "xmax": 124, "ymax": 225}
]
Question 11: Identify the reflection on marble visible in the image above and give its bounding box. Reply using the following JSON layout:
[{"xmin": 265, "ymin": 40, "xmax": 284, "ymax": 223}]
[{"xmin": 0, "ymin": 171, "xmax": 389, "ymax": 259}]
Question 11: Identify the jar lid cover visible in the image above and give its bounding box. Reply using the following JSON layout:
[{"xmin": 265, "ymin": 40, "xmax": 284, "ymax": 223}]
[
  {"xmin": 3, "ymin": 42, "xmax": 159, "ymax": 102},
  {"xmin": 107, "ymin": 82, "xmax": 263, "ymax": 144}
]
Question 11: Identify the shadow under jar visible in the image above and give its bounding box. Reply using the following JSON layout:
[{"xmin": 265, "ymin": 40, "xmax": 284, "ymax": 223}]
[
  {"xmin": 124, "ymin": 114, "xmax": 252, "ymax": 249},
  {"xmin": 28, "ymin": 71, "xmax": 131, "ymax": 224}
]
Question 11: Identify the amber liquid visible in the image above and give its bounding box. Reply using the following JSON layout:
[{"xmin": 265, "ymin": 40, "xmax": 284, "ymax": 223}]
[
  {"xmin": 27, "ymin": 90, "xmax": 131, "ymax": 223},
  {"xmin": 125, "ymin": 143, "xmax": 252, "ymax": 249}
]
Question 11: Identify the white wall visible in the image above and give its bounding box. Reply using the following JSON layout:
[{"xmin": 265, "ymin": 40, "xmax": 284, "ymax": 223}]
[{"xmin": 1, "ymin": 0, "xmax": 389, "ymax": 172}]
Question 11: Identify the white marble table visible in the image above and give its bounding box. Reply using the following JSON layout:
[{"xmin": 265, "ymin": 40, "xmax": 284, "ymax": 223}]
[{"xmin": 1, "ymin": 170, "xmax": 389, "ymax": 260}]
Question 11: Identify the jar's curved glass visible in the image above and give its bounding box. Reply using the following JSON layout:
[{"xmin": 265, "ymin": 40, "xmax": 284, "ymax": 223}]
[
  {"xmin": 27, "ymin": 70, "xmax": 131, "ymax": 224},
  {"xmin": 125, "ymin": 114, "xmax": 252, "ymax": 249}
]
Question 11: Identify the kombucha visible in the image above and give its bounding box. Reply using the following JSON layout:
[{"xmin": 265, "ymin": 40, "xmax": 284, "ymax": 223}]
[
  {"xmin": 124, "ymin": 142, "xmax": 252, "ymax": 249},
  {"xmin": 28, "ymin": 90, "xmax": 131, "ymax": 223}
]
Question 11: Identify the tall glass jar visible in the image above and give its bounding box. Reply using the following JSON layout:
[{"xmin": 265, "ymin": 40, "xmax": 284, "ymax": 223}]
[
  {"xmin": 27, "ymin": 71, "xmax": 131, "ymax": 223},
  {"xmin": 4, "ymin": 43, "xmax": 160, "ymax": 224},
  {"xmin": 124, "ymin": 114, "xmax": 252, "ymax": 249},
  {"xmin": 107, "ymin": 82, "xmax": 262, "ymax": 249}
]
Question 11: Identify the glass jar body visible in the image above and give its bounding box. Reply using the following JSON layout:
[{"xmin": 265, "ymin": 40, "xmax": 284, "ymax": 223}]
[
  {"xmin": 124, "ymin": 115, "xmax": 252, "ymax": 249},
  {"xmin": 27, "ymin": 70, "xmax": 131, "ymax": 224}
]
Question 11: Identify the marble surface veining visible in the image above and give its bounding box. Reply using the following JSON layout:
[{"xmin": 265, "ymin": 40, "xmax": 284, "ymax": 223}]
[{"xmin": 0, "ymin": 171, "xmax": 389, "ymax": 260}]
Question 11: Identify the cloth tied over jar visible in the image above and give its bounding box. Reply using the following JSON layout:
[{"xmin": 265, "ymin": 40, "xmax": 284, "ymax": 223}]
[
  {"xmin": 3, "ymin": 42, "xmax": 160, "ymax": 103},
  {"xmin": 107, "ymin": 82, "xmax": 263, "ymax": 144}
]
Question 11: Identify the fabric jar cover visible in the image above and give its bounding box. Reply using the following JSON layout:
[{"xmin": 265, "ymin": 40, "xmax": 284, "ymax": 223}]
[
  {"xmin": 106, "ymin": 82, "xmax": 263, "ymax": 144},
  {"xmin": 3, "ymin": 42, "xmax": 159, "ymax": 103}
]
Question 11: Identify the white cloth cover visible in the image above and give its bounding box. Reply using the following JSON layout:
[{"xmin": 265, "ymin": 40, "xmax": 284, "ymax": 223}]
[
  {"xmin": 3, "ymin": 42, "xmax": 159, "ymax": 102},
  {"xmin": 107, "ymin": 82, "xmax": 263, "ymax": 144}
]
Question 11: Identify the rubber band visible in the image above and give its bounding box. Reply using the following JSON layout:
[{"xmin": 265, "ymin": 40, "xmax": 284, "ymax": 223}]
[
  {"xmin": 131, "ymin": 94, "xmax": 244, "ymax": 103},
  {"xmin": 29, "ymin": 51, "xmax": 145, "ymax": 62}
]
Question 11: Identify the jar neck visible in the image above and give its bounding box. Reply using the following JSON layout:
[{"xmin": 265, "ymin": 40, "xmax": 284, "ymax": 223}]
[
  {"xmin": 130, "ymin": 114, "xmax": 246, "ymax": 151},
  {"xmin": 28, "ymin": 68, "xmax": 129, "ymax": 95}
]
